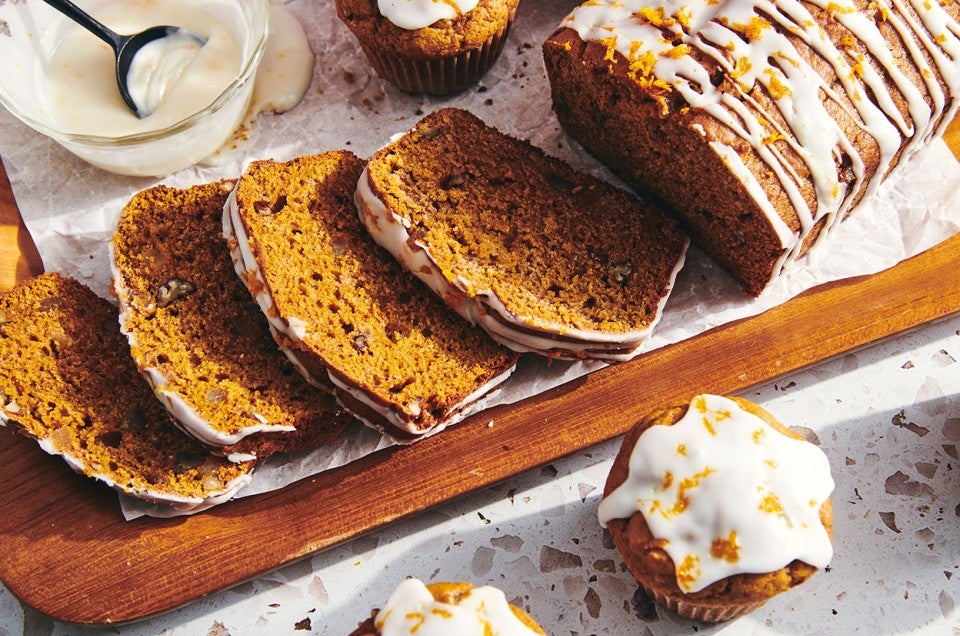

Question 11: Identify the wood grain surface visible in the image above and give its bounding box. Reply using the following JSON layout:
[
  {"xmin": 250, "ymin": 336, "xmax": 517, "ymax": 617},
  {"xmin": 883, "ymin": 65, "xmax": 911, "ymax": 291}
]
[{"xmin": 0, "ymin": 120, "xmax": 958, "ymax": 625}]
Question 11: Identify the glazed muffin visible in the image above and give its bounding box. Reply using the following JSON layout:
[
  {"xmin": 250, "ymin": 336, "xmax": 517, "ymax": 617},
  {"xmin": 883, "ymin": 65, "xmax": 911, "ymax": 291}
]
[
  {"xmin": 599, "ymin": 394, "xmax": 834, "ymax": 622},
  {"xmin": 334, "ymin": 0, "xmax": 519, "ymax": 94},
  {"xmin": 349, "ymin": 579, "xmax": 546, "ymax": 635}
]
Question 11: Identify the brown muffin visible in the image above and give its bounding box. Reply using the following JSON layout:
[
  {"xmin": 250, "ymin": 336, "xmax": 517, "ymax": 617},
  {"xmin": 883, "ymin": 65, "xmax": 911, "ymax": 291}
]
[
  {"xmin": 601, "ymin": 395, "xmax": 834, "ymax": 622},
  {"xmin": 335, "ymin": 0, "xmax": 519, "ymax": 94},
  {"xmin": 349, "ymin": 579, "xmax": 546, "ymax": 635}
]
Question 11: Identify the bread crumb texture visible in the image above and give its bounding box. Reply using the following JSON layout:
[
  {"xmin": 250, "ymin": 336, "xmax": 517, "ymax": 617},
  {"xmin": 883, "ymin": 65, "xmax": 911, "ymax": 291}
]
[
  {"xmin": 235, "ymin": 151, "xmax": 517, "ymax": 429},
  {"xmin": 367, "ymin": 108, "xmax": 687, "ymax": 335}
]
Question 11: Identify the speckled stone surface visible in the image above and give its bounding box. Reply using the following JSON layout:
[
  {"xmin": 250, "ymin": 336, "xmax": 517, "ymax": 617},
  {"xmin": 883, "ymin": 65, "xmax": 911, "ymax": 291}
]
[{"xmin": 1, "ymin": 315, "xmax": 956, "ymax": 635}]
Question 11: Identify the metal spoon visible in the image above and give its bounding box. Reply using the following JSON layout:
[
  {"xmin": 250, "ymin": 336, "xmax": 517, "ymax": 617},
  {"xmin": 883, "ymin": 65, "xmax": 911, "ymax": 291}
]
[{"xmin": 41, "ymin": 0, "xmax": 205, "ymax": 118}]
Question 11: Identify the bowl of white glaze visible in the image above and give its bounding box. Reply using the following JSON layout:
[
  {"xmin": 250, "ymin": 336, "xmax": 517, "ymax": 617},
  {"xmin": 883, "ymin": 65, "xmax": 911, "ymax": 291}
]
[{"xmin": 0, "ymin": 0, "xmax": 268, "ymax": 177}]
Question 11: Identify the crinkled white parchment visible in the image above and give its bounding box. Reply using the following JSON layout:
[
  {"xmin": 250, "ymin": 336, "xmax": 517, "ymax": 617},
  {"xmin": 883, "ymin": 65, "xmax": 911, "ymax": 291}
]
[{"xmin": 0, "ymin": 0, "xmax": 957, "ymax": 518}]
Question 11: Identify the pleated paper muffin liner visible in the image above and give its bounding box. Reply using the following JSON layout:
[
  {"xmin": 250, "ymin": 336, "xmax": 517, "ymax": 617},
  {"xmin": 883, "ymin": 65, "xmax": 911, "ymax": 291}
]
[
  {"xmin": 358, "ymin": 16, "xmax": 515, "ymax": 95},
  {"xmin": 648, "ymin": 585, "xmax": 770, "ymax": 623}
]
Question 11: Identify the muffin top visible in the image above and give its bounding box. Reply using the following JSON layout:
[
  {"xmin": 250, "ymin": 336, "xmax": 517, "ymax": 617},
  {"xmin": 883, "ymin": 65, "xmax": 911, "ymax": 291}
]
[
  {"xmin": 376, "ymin": 0, "xmax": 479, "ymax": 30},
  {"xmin": 599, "ymin": 394, "xmax": 834, "ymax": 592},
  {"xmin": 368, "ymin": 579, "xmax": 544, "ymax": 635}
]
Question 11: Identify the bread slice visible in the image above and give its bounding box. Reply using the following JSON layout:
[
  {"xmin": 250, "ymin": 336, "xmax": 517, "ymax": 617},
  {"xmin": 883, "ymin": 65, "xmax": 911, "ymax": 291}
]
[
  {"xmin": 111, "ymin": 180, "xmax": 350, "ymax": 460},
  {"xmin": 224, "ymin": 150, "xmax": 519, "ymax": 439},
  {"xmin": 0, "ymin": 273, "xmax": 253, "ymax": 511},
  {"xmin": 357, "ymin": 107, "xmax": 688, "ymax": 362}
]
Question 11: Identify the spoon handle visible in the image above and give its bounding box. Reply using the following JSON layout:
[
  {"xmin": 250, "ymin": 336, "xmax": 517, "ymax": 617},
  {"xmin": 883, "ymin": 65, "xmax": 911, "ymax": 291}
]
[{"xmin": 39, "ymin": 0, "xmax": 122, "ymax": 51}]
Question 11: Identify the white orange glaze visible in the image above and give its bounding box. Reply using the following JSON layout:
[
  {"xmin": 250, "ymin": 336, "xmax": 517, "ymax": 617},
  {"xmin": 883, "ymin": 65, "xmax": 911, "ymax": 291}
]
[
  {"xmin": 598, "ymin": 394, "xmax": 834, "ymax": 593},
  {"xmin": 563, "ymin": 0, "xmax": 960, "ymax": 286},
  {"xmin": 355, "ymin": 164, "xmax": 686, "ymax": 363},
  {"xmin": 377, "ymin": 0, "xmax": 479, "ymax": 30},
  {"xmin": 373, "ymin": 578, "xmax": 540, "ymax": 636}
]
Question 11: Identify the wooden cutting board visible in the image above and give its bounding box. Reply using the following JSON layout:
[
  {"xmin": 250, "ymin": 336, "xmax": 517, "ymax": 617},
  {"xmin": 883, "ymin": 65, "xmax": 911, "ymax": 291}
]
[{"xmin": 0, "ymin": 122, "xmax": 959, "ymax": 625}]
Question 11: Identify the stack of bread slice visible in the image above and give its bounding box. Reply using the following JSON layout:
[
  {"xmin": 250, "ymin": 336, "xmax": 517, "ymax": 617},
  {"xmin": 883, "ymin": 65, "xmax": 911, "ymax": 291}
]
[
  {"xmin": 2, "ymin": 108, "xmax": 691, "ymax": 510},
  {"xmin": 0, "ymin": 273, "xmax": 254, "ymax": 512},
  {"xmin": 110, "ymin": 180, "xmax": 352, "ymax": 461}
]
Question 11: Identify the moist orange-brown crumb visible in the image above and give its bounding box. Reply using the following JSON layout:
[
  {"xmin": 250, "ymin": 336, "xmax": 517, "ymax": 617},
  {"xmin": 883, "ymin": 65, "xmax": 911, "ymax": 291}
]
[
  {"xmin": 0, "ymin": 273, "xmax": 253, "ymax": 504},
  {"xmin": 112, "ymin": 181, "xmax": 350, "ymax": 458},
  {"xmin": 232, "ymin": 151, "xmax": 518, "ymax": 437}
]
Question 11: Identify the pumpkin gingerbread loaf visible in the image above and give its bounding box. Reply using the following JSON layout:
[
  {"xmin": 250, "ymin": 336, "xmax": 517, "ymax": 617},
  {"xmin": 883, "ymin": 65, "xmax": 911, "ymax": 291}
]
[
  {"xmin": 357, "ymin": 107, "xmax": 688, "ymax": 362},
  {"xmin": 0, "ymin": 273, "xmax": 254, "ymax": 511},
  {"xmin": 599, "ymin": 394, "xmax": 834, "ymax": 622},
  {"xmin": 543, "ymin": 0, "xmax": 960, "ymax": 295},
  {"xmin": 111, "ymin": 180, "xmax": 350, "ymax": 460},
  {"xmin": 224, "ymin": 151, "xmax": 518, "ymax": 440}
]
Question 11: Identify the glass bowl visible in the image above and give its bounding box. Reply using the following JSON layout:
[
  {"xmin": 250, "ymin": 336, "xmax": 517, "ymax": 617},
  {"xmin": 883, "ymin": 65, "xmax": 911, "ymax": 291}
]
[{"xmin": 0, "ymin": 0, "xmax": 269, "ymax": 177}]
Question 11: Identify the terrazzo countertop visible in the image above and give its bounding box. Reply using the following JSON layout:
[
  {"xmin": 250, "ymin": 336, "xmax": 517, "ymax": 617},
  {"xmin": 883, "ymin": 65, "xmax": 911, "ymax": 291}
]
[
  {"xmin": 1, "ymin": 314, "xmax": 956, "ymax": 634},
  {"xmin": 0, "ymin": 0, "xmax": 957, "ymax": 629}
]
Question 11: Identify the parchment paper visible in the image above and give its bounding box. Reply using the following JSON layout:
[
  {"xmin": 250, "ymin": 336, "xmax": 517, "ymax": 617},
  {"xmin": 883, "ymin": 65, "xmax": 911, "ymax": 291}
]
[{"xmin": 0, "ymin": 0, "xmax": 958, "ymax": 519}]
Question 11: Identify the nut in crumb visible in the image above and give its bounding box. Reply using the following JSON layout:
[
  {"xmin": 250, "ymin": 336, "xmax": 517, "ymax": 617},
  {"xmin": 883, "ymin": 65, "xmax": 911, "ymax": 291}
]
[
  {"xmin": 610, "ymin": 261, "xmax": 634, "ymax": 286},
  {"xmin": 206, "ymin": 387, "xmax": 228, "ymax": 403},
  {"xmin": 156, "ymin": 278, "xmax": 195, "ymax": 308},
  {"xmin": 351, "ymin": 333, "xmax": 369, "ymax": 353},
  {"xmin": 0, "ymin": 388, "xmax": 13, "ymax": 411},
  {"xmin": 254, "ymin": 195, "xmax": 288, "ymax": 216},
  {"xmin": 419, "ymin": 125, "xmax": 442, "ymax": 139}
]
